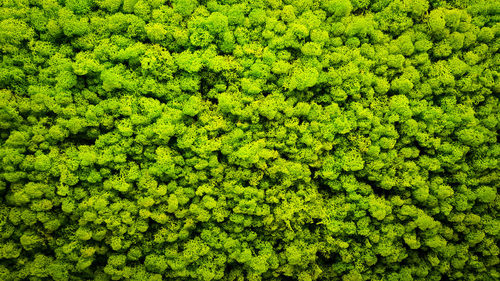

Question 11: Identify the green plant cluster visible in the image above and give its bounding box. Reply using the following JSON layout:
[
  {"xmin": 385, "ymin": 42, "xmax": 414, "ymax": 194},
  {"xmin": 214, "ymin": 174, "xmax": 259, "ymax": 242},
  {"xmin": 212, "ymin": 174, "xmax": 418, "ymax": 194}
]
[{"xmin": 0, "ymin": 0, "xmax": 499, "ymax": 280}]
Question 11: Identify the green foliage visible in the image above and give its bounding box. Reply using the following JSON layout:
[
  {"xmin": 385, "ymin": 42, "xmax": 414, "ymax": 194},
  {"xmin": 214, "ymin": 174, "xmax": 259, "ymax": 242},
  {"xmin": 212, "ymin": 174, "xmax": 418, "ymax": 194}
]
[{"xmin": 0, "ymin": 0, "xmax": 498, "ymax": 280}]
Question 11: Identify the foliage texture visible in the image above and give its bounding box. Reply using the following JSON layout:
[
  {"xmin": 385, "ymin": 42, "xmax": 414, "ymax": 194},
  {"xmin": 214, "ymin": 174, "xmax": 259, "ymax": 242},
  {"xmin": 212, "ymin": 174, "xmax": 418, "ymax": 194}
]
[{"xmin": 0, "ymin": 0, "xmax": 499, "ymax": 280}]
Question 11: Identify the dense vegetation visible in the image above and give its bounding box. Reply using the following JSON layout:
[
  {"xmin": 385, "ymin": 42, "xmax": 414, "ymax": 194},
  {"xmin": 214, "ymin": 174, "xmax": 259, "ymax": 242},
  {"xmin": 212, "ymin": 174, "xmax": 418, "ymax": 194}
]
[{"xmin": 0, "ymin": 0, "xmax": 499, "ymax": 280}]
